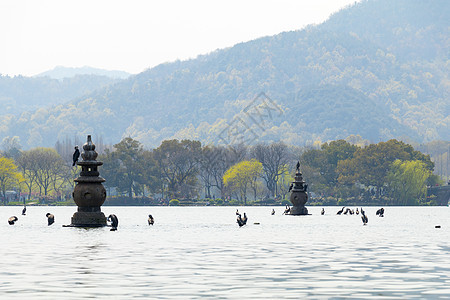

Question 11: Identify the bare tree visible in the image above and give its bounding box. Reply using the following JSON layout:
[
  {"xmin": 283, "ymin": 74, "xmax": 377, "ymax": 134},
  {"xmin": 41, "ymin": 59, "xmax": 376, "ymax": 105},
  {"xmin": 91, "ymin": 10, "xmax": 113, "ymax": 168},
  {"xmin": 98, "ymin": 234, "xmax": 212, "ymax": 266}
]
[
  {"xmin": 252, "ymin": 142, "xmax": 290, "ymax": 198},
  {"xmin": 153, "ymin": 139, "xmax": 201, "ymax": 199},
  {"xmin": 33, "ymin": 148, "xmax": 65, "ymax": 196},
  {"xmin": 16, "ymin": 150, "xmax": 39, "ymax": 200}
]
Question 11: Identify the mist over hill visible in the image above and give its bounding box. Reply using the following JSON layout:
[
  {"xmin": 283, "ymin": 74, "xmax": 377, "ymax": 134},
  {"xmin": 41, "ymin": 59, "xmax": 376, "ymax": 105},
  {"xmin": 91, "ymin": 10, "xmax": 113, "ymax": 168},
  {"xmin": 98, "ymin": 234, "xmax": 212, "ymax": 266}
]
[
  {"xmin": 35, "ymin": 66, "xmax": 131, "ymax": 80},
  {"xmin": 1, "ymin": 0, "xmax": 448, "ymax": 149},
  {"xmin": 0, "ymin": 74, "xmax": 123, "ymax": 116}
]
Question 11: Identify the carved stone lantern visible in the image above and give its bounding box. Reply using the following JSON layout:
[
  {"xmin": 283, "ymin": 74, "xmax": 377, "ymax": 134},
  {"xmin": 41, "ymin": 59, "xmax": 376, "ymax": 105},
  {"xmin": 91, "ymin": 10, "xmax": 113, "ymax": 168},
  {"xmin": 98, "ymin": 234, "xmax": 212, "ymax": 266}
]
[
  {"xmin": 68, "ymin": 135, "xmax": 107, "ymax": 227},
  {"xmin": 288, "ymin": 161, "xmax": 309, "ymax": 215}
]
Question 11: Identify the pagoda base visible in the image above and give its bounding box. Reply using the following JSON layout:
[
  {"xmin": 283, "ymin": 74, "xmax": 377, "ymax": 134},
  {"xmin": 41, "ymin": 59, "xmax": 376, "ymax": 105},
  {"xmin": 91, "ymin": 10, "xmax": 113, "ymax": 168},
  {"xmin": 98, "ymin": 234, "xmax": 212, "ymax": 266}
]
[
  {"xmin": 66, "ymin": 211, "xmax": 107, "ymax": 227},
  {"xmin": 288, "ymin": 206, "xmax": 310, "ymax": 215}
]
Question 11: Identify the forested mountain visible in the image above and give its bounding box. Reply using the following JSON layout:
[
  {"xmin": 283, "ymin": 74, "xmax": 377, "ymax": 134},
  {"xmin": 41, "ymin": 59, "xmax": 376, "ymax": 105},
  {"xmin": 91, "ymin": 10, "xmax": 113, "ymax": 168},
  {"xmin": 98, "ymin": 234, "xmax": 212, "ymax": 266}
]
[
  {"xmin": 0, "ymin": 74, "xmax": 123, "ymax": 115},
  {"xmin": 35, "ymin": 66, "xmax": 131, "ymax": 80},
  {"xmin": 0, "ymin": 0, "xmax": 448, "ymax": 149}
]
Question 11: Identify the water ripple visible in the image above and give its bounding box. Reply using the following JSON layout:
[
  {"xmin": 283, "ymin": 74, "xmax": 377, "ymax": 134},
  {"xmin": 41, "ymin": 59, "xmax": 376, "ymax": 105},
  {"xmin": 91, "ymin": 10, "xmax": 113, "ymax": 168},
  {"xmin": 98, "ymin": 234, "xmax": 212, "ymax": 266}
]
[{"xmin": 1, "ymin": 206, "xmax": 450, "ymax": 298}]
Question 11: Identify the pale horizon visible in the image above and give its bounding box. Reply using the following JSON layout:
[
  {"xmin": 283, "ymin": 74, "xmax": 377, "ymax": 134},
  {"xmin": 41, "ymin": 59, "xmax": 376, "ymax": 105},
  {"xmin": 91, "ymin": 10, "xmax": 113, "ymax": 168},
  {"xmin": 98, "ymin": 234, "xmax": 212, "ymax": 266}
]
[{"xmin": 0, "ymin": 0, "xmax": 359, "ymax": 77}]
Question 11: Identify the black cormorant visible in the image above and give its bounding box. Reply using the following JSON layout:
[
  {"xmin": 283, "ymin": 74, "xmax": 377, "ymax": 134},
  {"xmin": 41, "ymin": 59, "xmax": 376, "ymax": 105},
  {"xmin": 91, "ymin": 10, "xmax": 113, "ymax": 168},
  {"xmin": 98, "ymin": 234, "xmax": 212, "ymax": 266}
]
[
  {"xmin": 148, "ymin": 214, "xmax": 154, "ymax": 225},
  {"xmin": 237, "ymin": 212, "xmax": 248, "ymax": 227},
  {"xmin": 8, "ymin": 216, "xmax": 18, "ymax": 225},
  {"xmin": 46, "ymin": 213, "xmax": 54, "ymax": 226},
  {"xmin": 376, "ymin": 208, "xmax": 384, "ymax": 217},
  {"xmin": 72, "ymin": 146, "xmax": 80, "ymax": 166},
  {"xmin": 283, "ymin": 205, "xmax": 291, "ymax": 215},
  {"xmin": 361, "ymin": 211, "xmax": 368, "ymax": 225},
  {"xmin": 107, "ymin": 214, "xmax": 119, "ymax": 231}
]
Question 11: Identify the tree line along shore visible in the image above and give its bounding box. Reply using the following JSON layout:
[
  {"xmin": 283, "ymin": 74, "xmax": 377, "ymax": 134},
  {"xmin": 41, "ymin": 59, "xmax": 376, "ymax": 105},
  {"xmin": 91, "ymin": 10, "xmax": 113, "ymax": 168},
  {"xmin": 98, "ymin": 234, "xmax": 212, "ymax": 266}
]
[{"xmin": 0, "ymin": 138, "xmax": 447, "ymax": 206}]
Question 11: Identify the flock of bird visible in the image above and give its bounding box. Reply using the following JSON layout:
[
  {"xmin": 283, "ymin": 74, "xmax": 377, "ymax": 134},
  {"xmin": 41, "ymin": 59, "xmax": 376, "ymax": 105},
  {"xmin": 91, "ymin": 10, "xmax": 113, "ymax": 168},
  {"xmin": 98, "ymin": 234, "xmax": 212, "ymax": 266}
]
[
  {"xmin": 335, "ymin": 206, "xmax": 385, "ymax": 225},
  {"xmin": 236, "ymin": 209, "xmax": 247, "ymax": 227},
  {"xmin": 7, "ymin": 206, "xmax": 386, "ymax": 229},
  {"xmin": 8, "ymin": 209, "xmax": 55, "ymax": 226},
  {"xmin": 6, "ymin": 208, "xmax": 151, "ymax": 230}
]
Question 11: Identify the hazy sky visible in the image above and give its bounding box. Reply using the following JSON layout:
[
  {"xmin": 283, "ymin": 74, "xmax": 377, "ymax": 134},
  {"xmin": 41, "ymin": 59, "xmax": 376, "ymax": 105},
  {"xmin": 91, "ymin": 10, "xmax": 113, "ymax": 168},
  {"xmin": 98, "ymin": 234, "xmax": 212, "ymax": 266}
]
[{"xmin": 0, "ymin": 0, "xmax": 358, "ymax": 76}]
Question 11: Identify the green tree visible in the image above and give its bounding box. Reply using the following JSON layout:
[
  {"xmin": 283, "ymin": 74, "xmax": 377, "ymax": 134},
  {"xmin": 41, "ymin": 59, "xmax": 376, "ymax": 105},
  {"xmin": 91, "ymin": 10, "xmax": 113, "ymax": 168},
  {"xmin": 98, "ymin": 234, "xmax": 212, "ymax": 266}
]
[
  {"xmin": 320, "ymin": 140, "xmax": 359, "ymax": 185},
  {"xmin": 0, "ymin": 156, "xmax": 22, "ymax": 203},
  {"xmin": 153, "ymin": 139, "xmax": 201, "ymax": 199},
  {"xmin": 386, "ymin": 160, "xmax": 431, "ymax": 205},
  {"xmin": 98, "ymin": 146, "xmax": 123, "ymax": 196},
  {"xmin": 223, "ymin": 159, "xmax": 263, "ymax": 204},
  {"xmin": 301, "ymin": 140, "xmax": 358, "ymax": 196},
  {"xmin": 141, "ymin": 150, "xmax": 161, "ymax": 197},
  {"xmin": 337, "ymin": 139, "xmax": 434, "ymax": 198},
  {"xmin": 109, "ymin": 137, "xmax": 152, "ymax": 199}
]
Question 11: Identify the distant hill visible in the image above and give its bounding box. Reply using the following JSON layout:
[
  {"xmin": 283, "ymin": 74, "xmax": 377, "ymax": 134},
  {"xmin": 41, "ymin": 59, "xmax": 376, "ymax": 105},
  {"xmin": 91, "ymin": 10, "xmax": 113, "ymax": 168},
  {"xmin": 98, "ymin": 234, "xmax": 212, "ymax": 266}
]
[
  {"xmin": 0, "ymin": 74, "xmax": 123, "ymax": 116},
  {"xmin": 0, "ymin": 0, "xmax": 448, "ymax": 148},
  {"xmin": 35, "ymin": 66, "xmax": 131, "ymax": 80}
]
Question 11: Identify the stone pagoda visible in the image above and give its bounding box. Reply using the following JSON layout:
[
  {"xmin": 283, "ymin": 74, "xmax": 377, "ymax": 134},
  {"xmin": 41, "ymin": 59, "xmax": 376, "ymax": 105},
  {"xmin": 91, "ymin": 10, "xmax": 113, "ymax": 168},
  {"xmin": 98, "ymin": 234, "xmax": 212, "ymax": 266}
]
[
  {"xmin": 288, "ymin": 161, "xmax": 309, "ymax": 215},
  {"xmin": 68, "ymin": 135, "xmax": 107, "ymax": 227}
]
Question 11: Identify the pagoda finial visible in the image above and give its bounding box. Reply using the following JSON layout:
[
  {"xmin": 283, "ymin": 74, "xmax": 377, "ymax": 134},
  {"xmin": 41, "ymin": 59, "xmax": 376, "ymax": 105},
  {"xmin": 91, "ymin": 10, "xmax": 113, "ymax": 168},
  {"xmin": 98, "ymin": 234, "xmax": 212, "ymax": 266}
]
[{"xmin": 81, "ymin": 135, "xmax": 98, "ymax": 161}]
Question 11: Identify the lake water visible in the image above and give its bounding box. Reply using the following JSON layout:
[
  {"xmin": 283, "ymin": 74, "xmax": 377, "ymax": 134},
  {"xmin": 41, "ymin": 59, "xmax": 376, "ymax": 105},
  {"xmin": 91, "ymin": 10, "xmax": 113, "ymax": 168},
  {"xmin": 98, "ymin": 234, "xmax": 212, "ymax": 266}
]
[{"xmin": 1, "ymin": 206, "xmax": 450, "ymax": 299}]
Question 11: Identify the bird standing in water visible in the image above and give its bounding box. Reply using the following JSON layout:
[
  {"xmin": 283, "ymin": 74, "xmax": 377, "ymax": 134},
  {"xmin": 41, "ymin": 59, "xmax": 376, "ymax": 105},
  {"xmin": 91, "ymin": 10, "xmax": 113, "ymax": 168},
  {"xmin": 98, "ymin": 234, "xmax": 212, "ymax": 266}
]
[
  {"xmin": 72, "ymin": 146, "xmax": 80, "ymax": 166},
  {"xmin": 237, "ymin": 212, "xmax": 247, "ymax": 227},
  {"xmin": 271, "ymin": 209, "xmax": 275, "ymax": 215},
  {"xmin": 22, "ymin": 206, "xmax": 26, "ymax": 215},
  {"xmin": 321, "ymin": 208, "xmax": 325, "ymax": 215},
  {"xmin": 108, "ymin": 214, "xmax": 119, "ymax": 231},
  {"xmin": 361, "ymin": 210, "xmax": 368, "ymax": 225},
  {"xmin": 376, "ymin": 208, "xmax": 385, "ymax": 217},
  {"xmin": 46, "ymin": 213, "xmax": 55, "ymax": 226},
  {"xmin": 148, "ymin": 214, "xmax": 154, "ymax": 225},
  {"xmin": 8, "ymin": 216, "xmax": 18, "ymax": 225}
]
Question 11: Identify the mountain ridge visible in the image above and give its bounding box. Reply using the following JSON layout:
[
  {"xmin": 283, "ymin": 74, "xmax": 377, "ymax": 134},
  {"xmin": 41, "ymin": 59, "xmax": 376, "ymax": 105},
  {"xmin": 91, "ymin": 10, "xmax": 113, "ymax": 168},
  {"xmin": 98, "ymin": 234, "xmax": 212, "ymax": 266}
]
[
  {"xmin": 35, "ymin": 66, "xmax": 132, "ymax": 80},
  {"xmin": 1, "ymin": 0, "xmax": 448, "ymax": 148}
]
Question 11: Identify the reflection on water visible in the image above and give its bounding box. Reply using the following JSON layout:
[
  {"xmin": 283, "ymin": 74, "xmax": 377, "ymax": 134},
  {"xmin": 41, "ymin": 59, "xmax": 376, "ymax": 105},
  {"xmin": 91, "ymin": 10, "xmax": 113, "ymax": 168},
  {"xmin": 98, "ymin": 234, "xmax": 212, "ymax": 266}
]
[{"xmin": 1, "ymin": 206, "xmax": 450, "ymax": 298}]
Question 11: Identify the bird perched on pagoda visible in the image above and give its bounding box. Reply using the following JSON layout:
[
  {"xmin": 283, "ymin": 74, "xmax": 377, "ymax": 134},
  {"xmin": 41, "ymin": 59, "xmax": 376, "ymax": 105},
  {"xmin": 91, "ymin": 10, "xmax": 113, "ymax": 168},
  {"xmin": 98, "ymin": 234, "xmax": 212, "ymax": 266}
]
[{"xmin": 72, "ymin": 145, "xmax": 80, "ymax": 166}]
